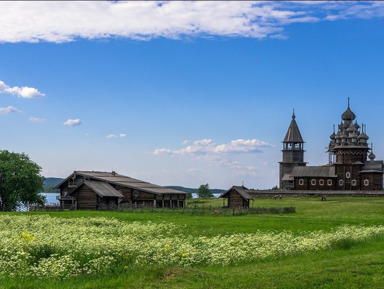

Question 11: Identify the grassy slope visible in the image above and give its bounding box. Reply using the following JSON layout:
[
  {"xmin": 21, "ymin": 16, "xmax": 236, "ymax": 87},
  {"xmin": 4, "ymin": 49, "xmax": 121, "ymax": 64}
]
[{"xmin": 2, "ymin": 197, "xmax": 384, "ymax": 288}]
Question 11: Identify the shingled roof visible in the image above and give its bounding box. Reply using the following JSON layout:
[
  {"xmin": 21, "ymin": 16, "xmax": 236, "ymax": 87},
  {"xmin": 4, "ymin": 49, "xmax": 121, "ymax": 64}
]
[
  {"xmin": 290, "ymin": 166, "xmax": 337, "ymax": 178},
  {"xmin": 361, "ymin": 161, "xmax": 384, "ymax": 173},
  {"xmin": 283, "ymin": 113, "xmax": 304, "ymax": 143},
  {"xmin": 219, "ymin": 186, "xmax": 260, "ymax": 200},
  {"xmin": 56, "ymin": 171, "xmax": 186, "ymax": 195},
  {"xmin": 291, "ymin": 166, "xmax": 337, "ymax": 178}
]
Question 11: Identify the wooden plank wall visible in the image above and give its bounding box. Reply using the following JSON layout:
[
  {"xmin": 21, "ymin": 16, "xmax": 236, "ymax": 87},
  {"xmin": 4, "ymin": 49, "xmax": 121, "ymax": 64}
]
[
  {"xmin": 228, "ymin": 189, "xmax": 247, "ymax": 209},
  {"xmin": 75, "ymin": 186, "xmax": 97, "ymax": 210}
]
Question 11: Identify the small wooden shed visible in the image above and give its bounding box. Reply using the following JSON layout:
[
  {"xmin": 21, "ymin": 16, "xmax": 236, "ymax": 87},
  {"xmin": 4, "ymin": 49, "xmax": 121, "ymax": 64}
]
[
  {"xmin": 219, "ymin": 186, "xmax": 255, "ymax": 209},
  {"xmin": 55, "ymin": 171, "xmax": 187, "ymax": 210}
]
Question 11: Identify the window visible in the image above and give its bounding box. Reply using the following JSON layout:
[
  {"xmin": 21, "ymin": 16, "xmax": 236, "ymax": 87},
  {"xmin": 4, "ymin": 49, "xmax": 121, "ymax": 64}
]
[
  {"xmin": 339, "ymin": 179, "xmax": 344, "ymax": 186},
  {"xmin": 299, "ymin": 179, "xmax": 304, "ymax": 186},
  {"xmin": 346, "ymin": 172, "xmax": 351, "ymax": 179},
  {"xmin": 364, "ymin": 179, "xmax": 369, "ymax": 187},
  {"xmin": 351, "ymin": 179, "xmax": 357, "ymax": 186},
  {"xmin": 311, "ymin": 179, "xmax": 316, "ymax": 186},
  {"xmin": 319, "ymin": 179, "xmax": 324, "ymax": 186},
  {"xmin": 327, "ymin": 179, "xmax": 333, "ymax": 186}
]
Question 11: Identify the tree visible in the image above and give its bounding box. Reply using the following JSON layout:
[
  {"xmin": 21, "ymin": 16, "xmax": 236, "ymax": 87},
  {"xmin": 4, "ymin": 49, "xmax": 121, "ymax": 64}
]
[
  {"xmin": 197, "ymin": 183, "xmax": 213, "ymax": 198},
  {"xmin": 0, "ymin": 150, "xmax": 45, "ymax": 211}
]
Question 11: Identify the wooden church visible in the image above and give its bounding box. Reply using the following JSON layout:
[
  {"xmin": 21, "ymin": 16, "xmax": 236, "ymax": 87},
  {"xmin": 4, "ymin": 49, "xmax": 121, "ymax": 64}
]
[
  {"xmin": 221, "ymin": 100, "xmax": 384, "ymax": 209},
  {"xmin": 279, "ymin": 99, "xmax": 383, "ymax": 191}
]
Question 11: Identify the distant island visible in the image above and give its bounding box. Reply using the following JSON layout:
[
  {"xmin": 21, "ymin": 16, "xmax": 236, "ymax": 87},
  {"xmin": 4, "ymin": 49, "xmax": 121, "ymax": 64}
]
[{"xmin": 43, "ymin": 177, "xmax": 64, "ymax": 193}]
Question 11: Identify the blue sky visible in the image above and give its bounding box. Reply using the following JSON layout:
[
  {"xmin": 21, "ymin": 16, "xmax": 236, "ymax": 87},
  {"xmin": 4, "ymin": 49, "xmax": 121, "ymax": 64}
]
[{"xmin": 0, "ymin": 1, "xmax": 384, "ymax": 189}]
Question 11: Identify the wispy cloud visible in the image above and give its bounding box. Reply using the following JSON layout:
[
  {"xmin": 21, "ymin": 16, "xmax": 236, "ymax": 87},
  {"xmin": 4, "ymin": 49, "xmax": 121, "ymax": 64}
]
[
  {"xmin": 154, "ymin": 138, "xmax": 274, "ymax": 155},
  {"xmin": 0, "ymin": 106, "xmax": 21, "ymax": 114},
  {"xmin": 63, "ymin": 118, "xmax": 81, "ymax": 126},
  {"xmin": 107, "ymin": 133, "xmax": 126, "ymax": 138},
  {"xmin": 28, "ymin": 117, "xmax": 46, "ymax": 123},
  {"xmin": 0, "ymin": 2, "xmax": 383, "ymax": 43},
  {"xmin": 0, "ymin": 80, "xmax": 44, "ymax": 98}
]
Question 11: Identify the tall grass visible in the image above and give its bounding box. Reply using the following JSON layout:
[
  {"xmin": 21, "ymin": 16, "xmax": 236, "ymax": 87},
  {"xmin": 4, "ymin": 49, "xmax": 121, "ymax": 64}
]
[{"xmin": 1, "ymin": 197, "xmax": 384, "ymax": 288}]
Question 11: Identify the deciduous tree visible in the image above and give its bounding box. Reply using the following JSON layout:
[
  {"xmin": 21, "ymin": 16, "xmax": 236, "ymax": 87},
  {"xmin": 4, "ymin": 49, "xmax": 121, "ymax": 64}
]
[
  {"xmin": 197, "ymin": 183, "xmax": 213, "ymax": 198},
  {"xmin": 0, "ymin": 150, "xmax": 45, "ymax": 211}
]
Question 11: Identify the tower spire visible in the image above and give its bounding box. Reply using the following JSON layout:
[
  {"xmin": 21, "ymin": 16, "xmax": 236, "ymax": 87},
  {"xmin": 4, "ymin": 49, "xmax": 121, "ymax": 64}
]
[{"xmin": 348, "ymin": 97, "xmax": 350, "ymax": 108}]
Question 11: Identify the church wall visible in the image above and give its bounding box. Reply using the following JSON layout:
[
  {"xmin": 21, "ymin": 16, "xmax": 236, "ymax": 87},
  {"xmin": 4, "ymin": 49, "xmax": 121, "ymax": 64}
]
[
  {"xmin": 294, "ymin": 177, "xmax": 336, "ymax": 190},
  {"xmin": 279, "ymin": 163, "xmax": 306, "ymax": 189},
  {"xmin": 360, "ymin": 173, "xmax": 383, "ymax": 191}
]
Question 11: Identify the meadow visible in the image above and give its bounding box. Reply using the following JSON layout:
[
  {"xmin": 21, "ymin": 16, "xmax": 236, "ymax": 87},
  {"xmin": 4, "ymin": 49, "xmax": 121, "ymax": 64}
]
[{"xmin": 1, "ymin": 196, "xmax": 384, "ymax": 289}]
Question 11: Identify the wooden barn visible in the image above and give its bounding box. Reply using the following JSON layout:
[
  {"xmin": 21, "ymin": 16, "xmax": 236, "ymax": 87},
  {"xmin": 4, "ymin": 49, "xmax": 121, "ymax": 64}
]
[
  {"xmin": 219, "ymin": 186, "xmax": 256, "ymax": 209},
  {"xmin": 55, "ymin": 171, "xmax": 187, "ymax": 210}
]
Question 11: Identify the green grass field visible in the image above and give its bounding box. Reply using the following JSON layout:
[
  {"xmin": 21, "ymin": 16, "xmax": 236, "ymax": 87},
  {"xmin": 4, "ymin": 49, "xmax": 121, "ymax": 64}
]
[{"xmin": 1, "ymin": 197, "xmax": 384, "ymax": 289}]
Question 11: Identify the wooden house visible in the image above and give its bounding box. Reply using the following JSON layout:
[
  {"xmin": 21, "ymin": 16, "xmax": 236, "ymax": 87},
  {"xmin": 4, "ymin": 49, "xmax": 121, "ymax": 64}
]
[
  {"xmin": 219, "ymin": 186, "xmax": 256, "ymax": 209},
  {"xmin": 55, "ymin": 171, "xmax": 187, "ymax": 210}
]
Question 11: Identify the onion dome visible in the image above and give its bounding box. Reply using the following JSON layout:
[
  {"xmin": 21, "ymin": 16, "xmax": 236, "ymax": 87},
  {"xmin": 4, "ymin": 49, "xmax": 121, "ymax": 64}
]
[
  {"xmin": 341, "ymin": 98, "xmax": 356, "ymax": 121},
  {"xmin": 340, "ymin": 131, "xmax": 347, "ymax": 143},
  {"xmin": 369, "ymin": 151, "xmax": 376, "ymax": 161},
  {"xmin": 342, "ymin": 107, "xmax": 356, "ymax": 121},
  {"xmin": 347, "ymin": 122, "xmax": 356, "ymax": 133},
  {"xmin": 334, "ymin": 131, "xmax": 341, "ymax": 144},
  {"xmin": 358, "ymin": 124, "xmax": 369, "ymax": 142},
  {"xmin": 369, "ymin": 143, "xmax": 376, "ymax": 161},
  {"xmin": 358, "ymin": 132, "xmax": 368, "ymax": 139},
  {"xmin": 358, "ymin": 132, "xmax": 369, "ymax": 145},
  {"xmin": 350, "ymin": 131, "xmax": 358, "ymax": 143}
]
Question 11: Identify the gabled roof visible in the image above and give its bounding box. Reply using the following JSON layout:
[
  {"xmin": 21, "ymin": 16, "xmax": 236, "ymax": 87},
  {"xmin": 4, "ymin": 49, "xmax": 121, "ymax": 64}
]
[
  {"xmin": 291, "ymin": 166, "xmax": 337, "ymax": 178},
  {"xmin": 70, "ymin": 180, "xmax": 124, "ymax": 198},
  {"xmin": 361, "ymin": 161, "xmax": 384, "ymax": 173},
  {"xmin": 55, "ymin": 171, "xmax": 186, "ymax": 195},
  {"xmin": 219, "ymin": 186, "xmax": 254, "ymax": 200},
  {"xmin": 283, "ymin": 113, "xmax": 304, "ymax": 143}
]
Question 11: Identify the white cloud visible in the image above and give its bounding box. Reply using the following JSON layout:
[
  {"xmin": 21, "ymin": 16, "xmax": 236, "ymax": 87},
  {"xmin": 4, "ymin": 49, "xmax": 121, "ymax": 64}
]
[
  {"xmin": 154, "ymin": 148, "xmax": 173, "ymax": 155},
  {"xmin": 63, "ymin": 118, "xmax": 81, "ymax": 126},
  {"xmin": 0, "ymin": 80, "xmax": 44, "ymax": 98},
  {"xmin": 28, "ymin": 117, "xmax": 46, "ymax": 123},
  {"xmin": 0, "ymin": 2, "xmax": 383, "ymax": 43},
  {"xmin": 107, "ymin": 133, "xmax": 126, "ymax": 138},
  {"xmin": 0, "ymin": 106, "xmax": 21, "ymax": 114},
  {"xmin": 154, "ymin": 138, "xmax": 274, "ymax": 156},
  {"xmin": 214, "ymin": 139, "xmax": 275, "ymax": 153}
]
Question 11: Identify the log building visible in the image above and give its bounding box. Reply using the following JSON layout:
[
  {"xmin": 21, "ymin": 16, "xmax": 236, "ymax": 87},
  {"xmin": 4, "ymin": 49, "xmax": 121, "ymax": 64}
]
[
  {"xmin": 280, "ymin": 100, "xmax": 383, "ymax": 190},
  {"xmin": 55, "ymin": 171, "xmax": 186, "ymax": 210},
  {"xmin": 221, "ymin": 100, "xmax": 384, "ymax": 209}
]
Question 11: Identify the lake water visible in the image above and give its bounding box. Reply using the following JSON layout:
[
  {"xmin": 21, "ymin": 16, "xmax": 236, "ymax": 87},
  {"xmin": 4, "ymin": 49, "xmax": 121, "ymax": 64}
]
[{"xmin": 40, "ymin": 192, "xmax": 60, "ymax": 204}]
